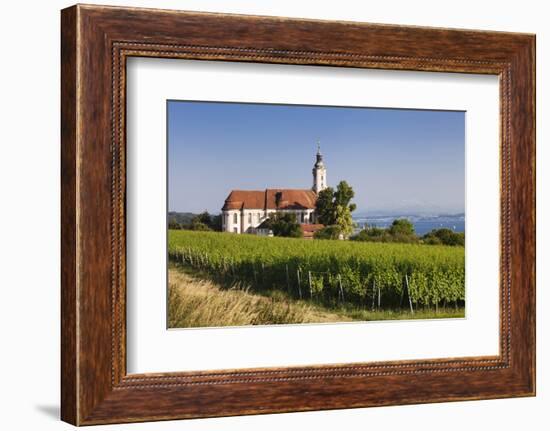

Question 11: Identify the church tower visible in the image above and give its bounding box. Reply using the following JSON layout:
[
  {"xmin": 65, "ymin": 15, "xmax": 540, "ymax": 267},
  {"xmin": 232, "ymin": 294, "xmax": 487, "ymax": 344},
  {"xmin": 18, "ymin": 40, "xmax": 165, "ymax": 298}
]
[{"xmin": 312, "ymin": 141, "xmax": 327, "ymax": 194}]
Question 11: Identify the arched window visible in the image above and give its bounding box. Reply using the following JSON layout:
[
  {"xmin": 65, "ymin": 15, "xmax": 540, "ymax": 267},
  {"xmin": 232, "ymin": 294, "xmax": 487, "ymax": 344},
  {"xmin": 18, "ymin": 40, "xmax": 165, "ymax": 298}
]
[
  {"xmin": 233, "ymin": 213, "xmax": 238, "ymax": 224},
  {"xmin": 248, "ymin": 213, "xmax": 252, "ymax": 224}
]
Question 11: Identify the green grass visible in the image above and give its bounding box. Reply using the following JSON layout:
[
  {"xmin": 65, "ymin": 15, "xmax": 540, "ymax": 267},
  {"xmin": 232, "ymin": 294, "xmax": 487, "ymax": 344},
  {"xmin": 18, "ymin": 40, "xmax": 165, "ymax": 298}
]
[
  {"xmin": 168, "ymin": 230, "xmax": 465, "ymax": 311},
  {"xmin": 332, "ymin": 306, "xmax": 464, "ymax": 321}
]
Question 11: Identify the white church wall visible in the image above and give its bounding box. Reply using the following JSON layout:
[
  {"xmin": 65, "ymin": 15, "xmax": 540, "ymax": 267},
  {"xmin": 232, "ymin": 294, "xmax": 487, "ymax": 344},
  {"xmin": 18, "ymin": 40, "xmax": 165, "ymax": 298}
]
[
  {"xmin": 222, "ymin": 208, "xmax": 317, "ymax": 235},
  {"xmin": 222, "ymin": 210, "xmax": 241, "ymax": 233}
]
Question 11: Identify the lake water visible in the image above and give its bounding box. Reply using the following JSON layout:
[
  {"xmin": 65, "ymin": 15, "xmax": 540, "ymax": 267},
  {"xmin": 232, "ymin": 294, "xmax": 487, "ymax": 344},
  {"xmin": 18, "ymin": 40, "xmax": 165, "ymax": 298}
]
[{"xmin": 353, "ymin": 215, "xmax": 465, "ymax": 236}]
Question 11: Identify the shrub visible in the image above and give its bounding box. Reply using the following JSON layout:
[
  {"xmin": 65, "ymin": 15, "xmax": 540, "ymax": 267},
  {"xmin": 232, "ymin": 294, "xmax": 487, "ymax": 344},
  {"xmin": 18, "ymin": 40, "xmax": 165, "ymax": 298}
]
[
  {"xmin": 263, "ymin": 213, "xmax": 302, "ymax": 238},
  {"xmin": 423, "ymin": 228, "xmax": 465, "ymax": 246},
  {"xmin": 314, "ymin": 225, "xmax": 341, "ymax": 240}
]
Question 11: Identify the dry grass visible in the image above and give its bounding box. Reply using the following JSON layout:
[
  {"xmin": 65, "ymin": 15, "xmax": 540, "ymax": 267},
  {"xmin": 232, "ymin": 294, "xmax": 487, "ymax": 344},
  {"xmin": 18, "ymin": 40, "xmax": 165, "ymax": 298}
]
[{"xmin": 168, "ymin": 269, "xmax": 350, "ymax": 328}]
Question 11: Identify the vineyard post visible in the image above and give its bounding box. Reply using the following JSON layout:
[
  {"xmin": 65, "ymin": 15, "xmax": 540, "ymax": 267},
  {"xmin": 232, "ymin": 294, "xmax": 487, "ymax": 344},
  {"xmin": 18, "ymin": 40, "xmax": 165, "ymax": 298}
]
[
  {"xmin": 308, "ymin": 271, "xmax": 313, "ymax": 299},
  {"xmin": 297, "ymin": 269, "xmax": 302, "ymax": 299},
  {"xmin": 338, "ymin": 274, "xmax": 344, "ymax": 304},
  {"xmin": 377, "ymin": 283, "xmax": 381, "ymax": 309},
  {"xmin": 405, "ymin": 274, "xmax": 414, "ymax": 314},
  {"xmin": 371, "ymin": 279, "xmax": 376, "ymax": 311},
  {"xmin": 285, "ymin": 265, "xmax": 290, "ymax": 293}
]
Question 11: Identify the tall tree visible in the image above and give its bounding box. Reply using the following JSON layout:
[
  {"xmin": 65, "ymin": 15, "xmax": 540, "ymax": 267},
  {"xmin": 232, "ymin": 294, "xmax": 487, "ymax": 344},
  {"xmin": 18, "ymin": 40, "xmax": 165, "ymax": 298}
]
[
  {"xmin": 189, "ymin": 211, "xmax": 223, "ymax": 231},
  {"xmin": 190, "ymin": 211, "xmax": 213, "ymax": 231},
  {"xmin": 388, "ymin": 218, "xmax": 415, "ymax": 236},
  {"xmin": 314, "ymin": 181, "xmax": 356, "ymax": 238},
  {"xmin": 193, "ymin": 211, "xmax": 212, "ymax": 226},
  {"xmin": 315, "ymin": 187, "xmax": 335, "ymax": 225},
  {"xmin": 334, "ymin": 205, "xmax": 354, "ymax": 238},
  {"xmin": 334, "ymin": 180, "xmax": 355, "ymax": 208},
  {"xmin": 209, "ymin": 214, "xmax": 222, "ymax": 231}
]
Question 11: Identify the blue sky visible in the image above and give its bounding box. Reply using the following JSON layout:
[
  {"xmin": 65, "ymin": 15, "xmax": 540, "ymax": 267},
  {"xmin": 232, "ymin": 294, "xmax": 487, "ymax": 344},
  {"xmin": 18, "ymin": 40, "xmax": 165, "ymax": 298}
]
[{"xmin": 168, "ymin": 101, "xmax": 465, "ymax": 215}]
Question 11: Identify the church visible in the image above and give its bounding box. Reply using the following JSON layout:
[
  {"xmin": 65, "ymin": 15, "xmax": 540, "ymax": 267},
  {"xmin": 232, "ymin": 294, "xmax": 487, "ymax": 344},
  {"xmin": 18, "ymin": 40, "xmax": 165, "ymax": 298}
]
[{"xmin": 221, "ymin": 144, "xmax": 327, "ymax": 235}]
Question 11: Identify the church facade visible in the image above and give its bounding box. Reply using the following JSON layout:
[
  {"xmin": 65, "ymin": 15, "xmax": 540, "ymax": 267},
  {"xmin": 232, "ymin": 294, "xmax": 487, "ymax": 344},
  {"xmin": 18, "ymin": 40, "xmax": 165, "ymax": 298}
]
[{"xmin": 221, "ymin": 145, "xmax": 327, "ymax": 234}]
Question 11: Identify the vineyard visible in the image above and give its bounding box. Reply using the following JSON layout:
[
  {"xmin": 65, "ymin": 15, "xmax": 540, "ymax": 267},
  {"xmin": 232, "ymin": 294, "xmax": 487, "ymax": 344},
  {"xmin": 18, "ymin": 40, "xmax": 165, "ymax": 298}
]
[{"xmin": 168, "ymin": 230, "xmax": 465, "ymax": 312}]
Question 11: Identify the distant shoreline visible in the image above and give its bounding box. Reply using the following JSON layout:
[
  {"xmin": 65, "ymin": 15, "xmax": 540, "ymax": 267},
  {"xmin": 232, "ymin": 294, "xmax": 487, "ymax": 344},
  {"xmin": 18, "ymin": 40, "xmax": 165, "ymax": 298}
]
[
  {"xmin": 168, "ymin": 210, "xmax": 465, "ymax": 236},
  {"xmin": 353, "ymin": 215, "xmax": 465, "ymax": 235}
]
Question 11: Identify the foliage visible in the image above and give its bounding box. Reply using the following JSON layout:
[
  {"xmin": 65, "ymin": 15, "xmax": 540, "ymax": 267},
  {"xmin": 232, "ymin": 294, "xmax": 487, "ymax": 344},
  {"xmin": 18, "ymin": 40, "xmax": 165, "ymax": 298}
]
[
  {"xmin": 353, "ymin": 219, "xmax": 465, "ymax": 247},
  {"xmin": 334, "ymin": 180, "xmax": 357, "ymax": 212},
  {"xmin": 168, "ymin": 230, "xmax": 465, "ymax": 309},
  {"xmin": 210, "ymin": 214, "xmax": 222, "ymax": 231},
  {"xmin": 263, "ymin": 213, "xmax": 302, "ymax": 238},
  {"xmin": 168, "ymin": 211, "xmax": 196, "ymax": 226},
  {"xmin": 423, "ymin": 228, "xmax": 465, "ymax": 246},
  {"xmin": 315, "ymin": 181, "xmax": 356, "ymax": 236},
  {"xmin": 191, "ymin": 211, "xmax": 223, "ymax": 231},
  {"xmin": 388, "ymin": 218, "xmax": 415, "ymax": 236},
  {"xmin": 193, "ymin": 211, "xmax": 212, "ymax": 226},
  {"xmin": 352, "ymin": 221, "xmax": 419, "ymax": 244},
  {"xmin": 315, "ymin": 187, "xmax": 336, "ymax": 225},
  {"xmin": 168, "ymin": 220, "xmax": 183, "ymax": 230},
  {"xmin": 168, "ymin": 211, "xmax": 222, "ymax": 231},
  {"xmin": 334, "ymin": 205, "xmax": 355, "ymax": 238},
  {"xmin": 314, "ymin": 225, "xmax": 342, "ymax": 240},
  {"xmin": 352, "ymin": 225, "xmax": 385, "ymax": 241},
  {"xmin": 189, "ymin": 221, "xmax": 212, "ymax": 231}
]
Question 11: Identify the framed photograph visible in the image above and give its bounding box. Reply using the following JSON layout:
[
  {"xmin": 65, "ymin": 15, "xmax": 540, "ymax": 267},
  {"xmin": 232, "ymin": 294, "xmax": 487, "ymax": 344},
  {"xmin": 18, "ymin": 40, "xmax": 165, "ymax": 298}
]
[{"xmin": 61, "ymin": 4, "xmax": 536, "ymax": 425}]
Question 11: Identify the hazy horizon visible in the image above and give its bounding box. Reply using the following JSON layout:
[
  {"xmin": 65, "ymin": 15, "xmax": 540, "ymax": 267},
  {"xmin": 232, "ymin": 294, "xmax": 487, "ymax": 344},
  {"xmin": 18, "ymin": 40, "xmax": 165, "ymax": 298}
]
[{"xmin": 168, "ymin": 101, "xmax": 465, "ymax": 215}]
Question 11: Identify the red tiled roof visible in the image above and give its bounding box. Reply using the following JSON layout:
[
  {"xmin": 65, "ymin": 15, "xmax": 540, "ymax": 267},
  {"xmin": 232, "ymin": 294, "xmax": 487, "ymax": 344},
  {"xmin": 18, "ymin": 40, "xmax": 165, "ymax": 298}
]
[
  {"xmin": 222, "ymin": 190, "xmax": 265, "ymax": 210},
  {"xmin": 300, "ymin": 224, "xmax": 324, "ymax": 233},
  {"xmin": 301, "ymin": 224, "xmax": 325, "ymax": 239},
  {"xmin": 265, "ymin": 189, "xmax": 317, "ymax": 210},
  {"xmin": 222, "ymin": 189, "xmax": 317, "ymax": 211}
]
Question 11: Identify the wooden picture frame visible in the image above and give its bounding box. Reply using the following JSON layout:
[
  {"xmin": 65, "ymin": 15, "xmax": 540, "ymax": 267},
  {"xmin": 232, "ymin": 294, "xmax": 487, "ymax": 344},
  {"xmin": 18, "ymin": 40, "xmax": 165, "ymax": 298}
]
[{"xmin": 61, "ymin": 4, "xmax": 535, "ymax": 425}]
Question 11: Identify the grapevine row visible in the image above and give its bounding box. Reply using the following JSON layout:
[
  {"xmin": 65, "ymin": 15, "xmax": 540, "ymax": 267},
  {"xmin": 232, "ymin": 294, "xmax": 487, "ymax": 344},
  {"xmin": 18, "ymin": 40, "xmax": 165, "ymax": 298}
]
[{"xmin": 168, "ymin": 230, "xmax": 465, "ymax": 309}]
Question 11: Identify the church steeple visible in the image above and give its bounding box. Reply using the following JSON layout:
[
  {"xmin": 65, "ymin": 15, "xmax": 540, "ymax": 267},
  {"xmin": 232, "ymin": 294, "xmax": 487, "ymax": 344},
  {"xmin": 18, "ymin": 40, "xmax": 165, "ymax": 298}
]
[
  {"xmin": 316, "ymin": 141, "xmax": 323, "ymax": 163},
  {"xmin": 312, "ymin": 140, "xmax": 327, "ymax": 193}
]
